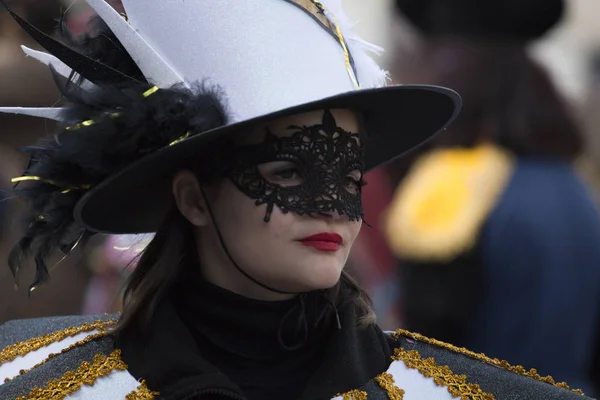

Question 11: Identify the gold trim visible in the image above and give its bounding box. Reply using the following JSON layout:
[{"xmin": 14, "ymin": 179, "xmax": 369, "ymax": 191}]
[
  {"xmin": 290, "ymin": 0, "xmax": 336, "ymax": 32},
  {"xmin": 375, "ymin": 371, "xmax": 405, "ymax": 399},
  {"xmin": 16, "ymin": 349, "xmax": 127, "ymax": 400},
  {"xmin": 5, "ymin": 331, "xmax": 109, "ymax": 384},
  {"xmin": 385, "ymin": 144, "xmax": 514, "ymax": 262},
  {"xmin": 65, "ymin": 86, "xmax": 158, "ymax": 131},
  {"xmin": 10, "ymin": 176, "xmax": 92, "ymax": 194},
  {"xmin": 393, "ymin": 329, "xmax": 585, "ymax": 396},
  {"xmin": 0, "ymin": 319, "xmax": 117, "ymax": 367},
  {"xmin": 126, "ymin": 380, "xmax": 159, "ymax": 399},
  {"xmin": 312, "ymin": 0, "xmax": 359, "ymax": 88},
  {"xmin": 289, "ymin": 0, "xmax": 359, "ymax": 88},
  {"xmin": 336, "ymin": 389, "xmax": 368, "ymax": 400},
  {"xmin": 393, "ymin": 347, "xmax": 494, "ymax": 400}
]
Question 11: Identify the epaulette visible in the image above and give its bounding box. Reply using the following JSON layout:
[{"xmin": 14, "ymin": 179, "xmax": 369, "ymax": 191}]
[
  {"xmin": 354, "ymin": 329, "xmax": 589, "ymax": 400},
  {"xmin": 0, "ymin": 315, "xmax": 155, "ymax": 399}
]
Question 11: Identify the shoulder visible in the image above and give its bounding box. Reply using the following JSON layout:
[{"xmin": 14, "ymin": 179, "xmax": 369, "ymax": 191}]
[
  {"xmin": 487, "ymin": 161, "xmax": 600, "ymax": 241},
  {"xmin": 345, "ymin": 329, "xmax": 591, "ymax": 400},
  {"xmin": 498, "ymin": 160, "xmax": 596, "ymax": 213},
  {"xmin": 0, "ymin": 314, "xmax": 152, "ymax": 399},
  {"xmin": 0, "ymin": 314, "xmax": 116, "ymax": 349}
]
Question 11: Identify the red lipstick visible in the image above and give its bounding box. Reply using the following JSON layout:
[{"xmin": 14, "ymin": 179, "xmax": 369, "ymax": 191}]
[{"xmin": 298, "ymin": 233, "xmax": 343, "ymax": 252}]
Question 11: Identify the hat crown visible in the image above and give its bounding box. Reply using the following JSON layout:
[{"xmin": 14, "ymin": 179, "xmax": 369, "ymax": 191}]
[{"xmin": 110, "ymin": 0, "xmax": 388, "ymax": 122}]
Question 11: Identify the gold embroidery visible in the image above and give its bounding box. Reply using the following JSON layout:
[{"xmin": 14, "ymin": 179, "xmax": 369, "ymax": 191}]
[
  {"xmin": 393, "ymin": 347, "xmax": 494, "ymax": 400},
  {"xmin": 336, "ymin": 389, "xmax": 368, "ymax": 400},
  {"xmin": 385, "ymin": 144, "xmax": 514, "ymax": 262},
  {"xmin": 394, "ymin": 329, "xmax": 585, "ymax": 395},
  {"xmin": 375, "ymin": 372, "xmax": 405, "ymax": 400},
  {"xmin": 126, "ymin": 380, "xmax": 159, "ymax": 399},
  {"xmin": 16, "ymin": 349, "xmax": 127, "ymax": 400},
  {"xmin": 5, "ymin": 331, "xmax": 109, "ymax": 384},
  {"xmin": 0, "ymin": 319, "xmax": 117, "ymax": 367}
]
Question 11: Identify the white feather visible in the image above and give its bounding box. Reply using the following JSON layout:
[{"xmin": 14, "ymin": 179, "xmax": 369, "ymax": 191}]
[
  {"xmin": 21, "ymin": 46, "xmax": 96, "ymax": 91},
  {"xmin": 0, "ymin": 107, "xmax": 66, "ymax": 121},
  {"xmin": 318, "ymin": 0, "xmax": 390, "ymax": 88},
  {"xmin": 85, "ymin": 0, "xmax": 186, "ymax": 88}
]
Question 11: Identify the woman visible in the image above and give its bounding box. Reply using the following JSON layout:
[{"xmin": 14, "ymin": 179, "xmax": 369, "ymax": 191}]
[
  {"xmin": 0, "ymin": 0, "xmax": 591, "ymax": 399},
  {"xmin": 387, "ymin": 0, "xmax": 600, "ymax": 397}
]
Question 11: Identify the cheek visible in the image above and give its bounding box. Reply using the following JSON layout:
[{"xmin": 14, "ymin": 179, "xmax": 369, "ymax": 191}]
[
  {"xmin": 346, "ymin": 220, "xmax": 363, "ymax": 248},
  {"xmin": 212, "ymin": 181, "xmax": 258, "ymax": 225},
  {"xmin": 211, "ymin": 180, "xmax": 292, "ymax": 241}
]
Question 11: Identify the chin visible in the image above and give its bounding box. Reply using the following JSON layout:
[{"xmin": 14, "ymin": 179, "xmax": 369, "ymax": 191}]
[{"xmin": 297, "ymin": 261, "xmax": 343, "ymax": 291}]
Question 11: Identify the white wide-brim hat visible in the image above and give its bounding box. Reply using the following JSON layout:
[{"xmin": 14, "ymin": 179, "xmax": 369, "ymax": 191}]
[{"xmin": 1, "ymin": 0, "xmax": 461, "ymax": 234}]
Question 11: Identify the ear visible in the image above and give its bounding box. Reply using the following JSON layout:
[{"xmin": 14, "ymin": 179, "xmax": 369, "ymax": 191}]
[{"xmin": 172, "ymin": 170, "xmax": 210, "ymax": 227}]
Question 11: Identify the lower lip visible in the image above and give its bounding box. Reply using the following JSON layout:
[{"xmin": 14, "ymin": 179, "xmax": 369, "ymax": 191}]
[{"xmin": 300, "ymin": 241, "xmax": 341, "ymax": 252}]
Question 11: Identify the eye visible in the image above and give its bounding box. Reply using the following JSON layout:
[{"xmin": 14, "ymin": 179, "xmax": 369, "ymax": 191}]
[
  {"xmin": 257, "ymin": 161, "xmax": 306, "ymax": 186},
  {"xmin": 344, "ymin": 170, "xmax": 364, "ymax": 194},
  {"xmin": 275, "ymin": 167, "xmax": 300, "ymax": 180}
]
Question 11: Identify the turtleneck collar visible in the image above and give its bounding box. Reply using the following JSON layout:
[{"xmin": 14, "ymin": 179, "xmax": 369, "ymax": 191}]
[
  {"xmin": 116, "ymin": 268, "xmax": 395, "ymax": 400},
  {"xmin": 171, "ymin": 274, "xmax": 332, "ymax": 360}
]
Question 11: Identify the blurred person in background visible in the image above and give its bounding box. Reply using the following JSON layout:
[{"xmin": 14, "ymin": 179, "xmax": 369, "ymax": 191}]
[
  {"xmin": 579, "ymin": 47, "xmax": 600, "ymax": 398},
  {"xmin": 385, "ymin": 0, "xmax": 600, "ymax": 396},
  {"xmin": 580, "ymin": 50, "xmax": 600, "ymax": 203}
]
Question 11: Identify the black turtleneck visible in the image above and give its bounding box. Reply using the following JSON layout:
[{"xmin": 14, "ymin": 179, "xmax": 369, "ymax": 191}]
[
  {"xmin": 116, "ymin": 269, "xmax": 395, "ymax": 400},
  {"xmin": 171, "ymin": 276, "xmax": 331, "ymax": 400}
]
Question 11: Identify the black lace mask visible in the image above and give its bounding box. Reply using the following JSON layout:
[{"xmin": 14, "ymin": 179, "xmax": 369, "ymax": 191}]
[{"xmin": 225, "ymin": 110, "xmax": 365, "ymax": 222}]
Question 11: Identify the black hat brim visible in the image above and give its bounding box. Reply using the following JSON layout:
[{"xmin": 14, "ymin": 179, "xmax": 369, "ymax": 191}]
[{"xmin": 74, "ymin": 84, "xmax": 461, "ymax": 234}]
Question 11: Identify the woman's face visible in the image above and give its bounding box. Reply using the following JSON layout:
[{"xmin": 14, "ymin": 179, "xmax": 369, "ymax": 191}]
[{"xmin": 173, "ymin": 109, "xmax": 364, "ymax": 299}]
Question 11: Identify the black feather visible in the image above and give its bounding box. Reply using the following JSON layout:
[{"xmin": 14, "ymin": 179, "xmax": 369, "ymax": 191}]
[
  {"xmin": 0, "ymin": 0, "xmax": 143, "ymax": 86},
  {"xmin": 10, "ymin": 80, "xmax": 228, "ymax": 292},
  {"xmin": 6, "ymin": 7, "xmax": 230, "ymax": 292},
  {"xmin": 8, "ymin": 235, "xmax": 33, "ymax": 284},
  {"xmin": 59, "ymin": 15, "xmax": 147, "ymax": 86},
  {"xmin": 29, "ymin": 255, "xmax": 51, "ymax": 295}
]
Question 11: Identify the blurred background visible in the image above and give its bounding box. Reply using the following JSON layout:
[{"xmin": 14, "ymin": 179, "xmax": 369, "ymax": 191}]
[{"xmin": 1, "ymin": 0, "xmax": 600, "ymax": 396}]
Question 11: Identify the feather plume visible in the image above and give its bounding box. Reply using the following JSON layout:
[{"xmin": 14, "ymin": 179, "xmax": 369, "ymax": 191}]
[
  {"xmin": 85, "ymin": 0, "xmax": 186, "ymax": 88},
  {"xmin": 8, "ymin": 80, "xmax": 228, "ymax": 292},
  {"xmin": 21, "ymin": 46, "xmax": 96, "ymax": 91},
  {"xmin": 0, "ymin": 0, "xmax": 142, "ymax": 86},
  {"xmin": 319, "ymin": 0, "xmax": 390, "ymax": 88},
  {"xmin": 0, "ymin": 107, "xmax": 66, "ymax": 121}
]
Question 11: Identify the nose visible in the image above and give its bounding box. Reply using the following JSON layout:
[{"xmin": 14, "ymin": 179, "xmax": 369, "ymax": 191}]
[
  {"xmin": 316, "ymin": 210, "xmax": 344, "ymax": 221},
  {"xmin": 312, "ymin": 193, "xmax": 344, "ymax": 220}
]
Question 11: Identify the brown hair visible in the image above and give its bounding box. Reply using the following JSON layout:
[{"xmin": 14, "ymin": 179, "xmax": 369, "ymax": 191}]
[{"xmin": 393, "ymin": 39, "xmax": 583, "ymax": 159}]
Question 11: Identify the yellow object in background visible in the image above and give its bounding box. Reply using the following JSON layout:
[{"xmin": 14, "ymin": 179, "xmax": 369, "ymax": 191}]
[{"xmin": 385, "ymin": 144, "xmax": 515, "ymax": 262}]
